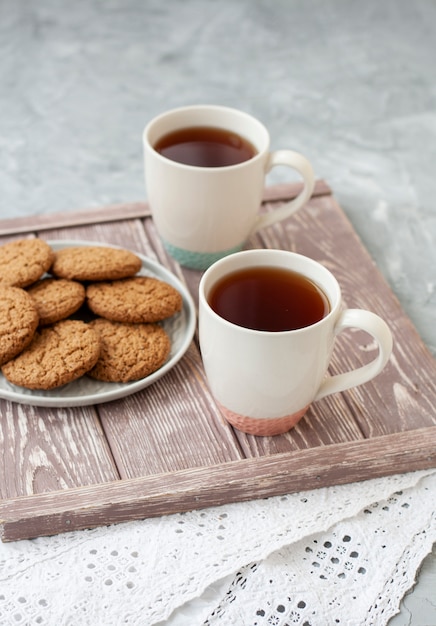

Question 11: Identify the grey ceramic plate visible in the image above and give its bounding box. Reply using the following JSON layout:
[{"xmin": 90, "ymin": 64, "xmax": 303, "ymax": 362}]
[{"xmin": 0, "ymin": 240, "xmax": 196, "ymax": 407}]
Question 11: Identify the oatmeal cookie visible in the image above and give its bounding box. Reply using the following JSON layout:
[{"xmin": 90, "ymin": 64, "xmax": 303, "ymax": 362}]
[
  {"xmin": 27, "ymin": 277, "xmax": 86, "ymax": 326},
  {"xmin": 0, "ymin": 286, "xmax": 39, "ymax": 365},
  {"xmin": 50, "ymin": 245, "xmax": 142, "ymax": 281},
  {"xmin": 1, "ymin": 320, "xmax": 101, "ymax": 390},
  {"xmin": 86, "ymin": 276, "xmax": 183, "ymax": 323},
  {"xmin": 87, "ymin": 318, "xmax": 171, "ymax": 382},
  {"xmin": 0, "ymin": 238, "xmax": 54, "ymax": 288}
]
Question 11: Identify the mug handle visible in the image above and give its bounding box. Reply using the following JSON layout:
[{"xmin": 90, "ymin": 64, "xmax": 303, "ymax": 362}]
[
  {"xmin": 253, "ymin": 150, "xmax": 315, "ymax": 233},
  {"xmin": 315, "ymin": 309, "xmax": 393, "ymax": 401}
]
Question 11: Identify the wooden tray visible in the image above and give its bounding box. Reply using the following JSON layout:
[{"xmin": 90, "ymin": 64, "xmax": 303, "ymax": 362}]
[{"xmin": 1, "ymin": 181, "xmax": 435, "ymax": 542}]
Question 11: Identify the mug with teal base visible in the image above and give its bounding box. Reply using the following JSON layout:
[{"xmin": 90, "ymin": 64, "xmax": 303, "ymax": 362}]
[
  {"xmin": 143, "ymin": 105, "xmax": 315, "ymax": 271},
  {"xmin": 162, "ymin": 240, "xmax": 243, "ymax": 272}
]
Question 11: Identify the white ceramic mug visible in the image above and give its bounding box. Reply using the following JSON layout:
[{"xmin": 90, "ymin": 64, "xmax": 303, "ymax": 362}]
[
  {"xmin": 143, "ymin": 105, "xmax": 315, "ymax": 270},
  {"xmin": 199, "ymin": 249, "xmax": 393, "ymax": 436}
]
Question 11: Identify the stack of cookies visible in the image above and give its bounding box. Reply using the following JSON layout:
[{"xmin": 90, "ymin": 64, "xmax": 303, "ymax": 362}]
[{"xmin": 0, "ymin": 239, "xmax": 183, "ymax": 390}]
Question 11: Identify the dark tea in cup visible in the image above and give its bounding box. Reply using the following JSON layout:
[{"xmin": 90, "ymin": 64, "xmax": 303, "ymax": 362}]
[
  {"xmin": 199, "ymin": 249, "xmax": 393, "ymax": 435},
  {"xmin": 154, "ymin": 126, "xmax": 258, "ymax": 167},
  {"xmin": 208, "ymin": 266, "xmax": 330, "ymax": 332},
  {"xmin": 144, "ymin": 105, "xmax": 315, "ymax": 269}
]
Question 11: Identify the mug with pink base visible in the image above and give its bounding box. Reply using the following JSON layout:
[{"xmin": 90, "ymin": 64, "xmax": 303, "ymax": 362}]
[{"xmin": 198, "ymin": 249, "xmax": 393, "ymax": 436}]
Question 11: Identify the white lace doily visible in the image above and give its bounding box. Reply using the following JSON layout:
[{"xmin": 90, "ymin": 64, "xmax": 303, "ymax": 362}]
[{"xmin": 0, "ymin": 470, "xmax": 435, "ymax": 625}]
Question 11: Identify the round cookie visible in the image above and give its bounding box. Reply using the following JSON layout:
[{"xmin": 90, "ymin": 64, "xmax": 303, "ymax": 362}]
[
  {"xmin": 87, "ymin": 318, "xmax": 171, "ymax": 383},
  {"xmin": 86, "ymin": 276, "xmax": 183, "ymax": 323},
  {"xmin": 0, "ymin": 286, "xmax": 39, "ymax": 365},
  {"xmin": 27, "ymin": 278, "xmax": 86, "ymax": 326},
  {"xmin": 0, "ymin": 238, "xmax": 55, "ymax": 288},
  {"xmin": 51, "ymin": 246, "xmax": 142, "ymax": 281},
  {"xmin": 1, "ymin": 320, "xmax": 101, "ymax": 390}
]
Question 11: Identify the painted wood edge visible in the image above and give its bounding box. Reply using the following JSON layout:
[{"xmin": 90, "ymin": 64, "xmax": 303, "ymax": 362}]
[
  {"xmin": 262, "ymin": 179, "xmax": 331, "ymax": 202},
  {"xmin": 1, "ymin": 427, "xmax": 434, "ymax": 542},
  {"xmin": 0, "ymin": 181, "xmax": 332, "ymax": 236},
  {"xmin": 0, "ymin": 202, "xmax": 150, "ymax": 236}
]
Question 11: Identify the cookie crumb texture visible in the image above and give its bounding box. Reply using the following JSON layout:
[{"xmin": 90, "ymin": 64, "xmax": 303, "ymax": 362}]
[
  {"xmin": 27, "ymin": 278, "xmax": 86, "ymax": 325},
  {"xmin": 87, "ymin": 276, "xmax": 183, "ymax": 323},
  {"xmin": 51, "ymin": 246, "xmax": 142, "ymax": 281},
  {"xmin": 1, "ymin": 320, "xmax": 101, "ymax": 390},
  {"xmin": 0, "ymin": 238, "xmax": 54, "ymax": 288},
  {"xmin": 0, "ymin": 239, "xmax": 183, "ymax": 391},
  {"xmin": 0, "ymin": 286, "xmax": 39, "ymax": 365},
  {"xmin": 88, "ymin": 318, "xmax": 171, "ymax": 382}
]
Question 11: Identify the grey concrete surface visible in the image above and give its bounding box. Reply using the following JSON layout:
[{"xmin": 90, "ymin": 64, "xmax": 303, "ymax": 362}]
[{"xmin": 0, "ymin": 1, "xmax": 435, "ymax": 623}]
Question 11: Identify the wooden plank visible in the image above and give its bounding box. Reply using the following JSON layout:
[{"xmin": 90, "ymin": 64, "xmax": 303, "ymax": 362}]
[
  {"xmin": 1, "ymin": 427, "xmax": 435, "ymax": 542},
  {"xmin": 38, "ymin": 219, "xmax": 153, "ymax": 258},
  {"xmin": 0, "ymin": 202, "xmax": 150, "ymax": 236},
  {"xmin": 261, "ymin": 179, "xmax": 332, "ymax": 203},
  {"xmin": 0, "ymin": 180, "xmax": 331, "ymax": 236},
  {"xmin": 96, "ymin": 345, "xmax": 244, "ymax": 478},
  {"xmin": 0, "ymin": 400, "xmax": 119, "ymax": 500}
]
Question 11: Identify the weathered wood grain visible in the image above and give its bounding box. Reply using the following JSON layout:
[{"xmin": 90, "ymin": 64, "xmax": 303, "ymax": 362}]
[
  {"xmin": 0, "ymin": 181, "xmax": 435, "ymax": 541},
  {"xmin": 97, "ymin": 345, "xmax": 244, "ymax": 478},
  {"xmin": 0, "ymin": 401, "xmax": 119, "ymax": 500},
  {"xmin": 0, "ymin": 427, "xmax": 434, "ymax": 542}
]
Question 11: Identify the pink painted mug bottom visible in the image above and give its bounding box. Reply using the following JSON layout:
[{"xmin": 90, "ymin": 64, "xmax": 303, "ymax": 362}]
[{"xmin": 218, "ymin": 403, "xmax": 310, "ymax": 436}]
